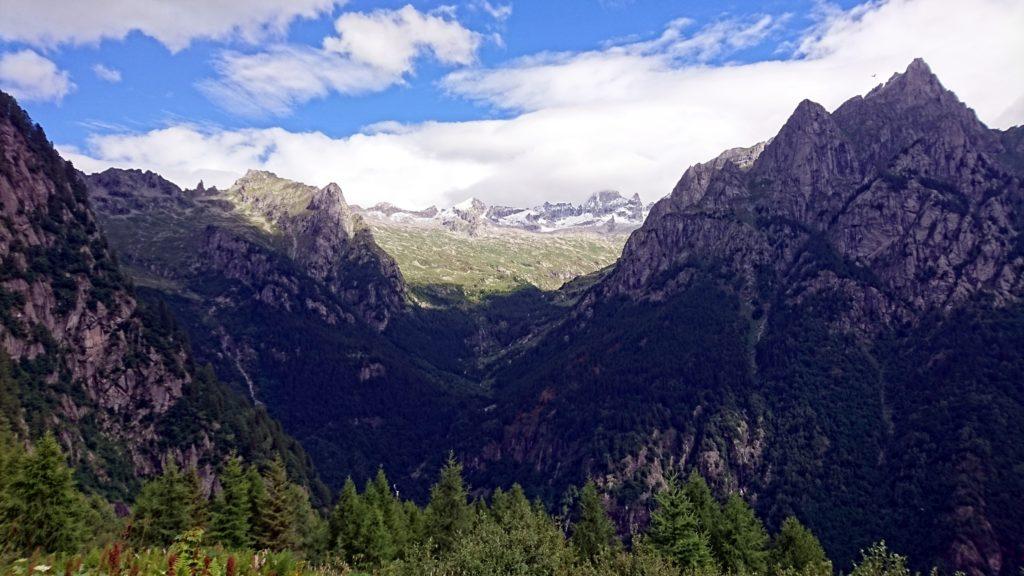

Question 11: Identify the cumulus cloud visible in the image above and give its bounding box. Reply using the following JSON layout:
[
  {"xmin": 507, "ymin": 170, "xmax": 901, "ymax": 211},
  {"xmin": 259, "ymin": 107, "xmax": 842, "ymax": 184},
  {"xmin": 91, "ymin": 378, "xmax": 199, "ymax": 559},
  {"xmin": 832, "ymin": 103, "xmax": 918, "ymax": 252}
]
[
  {"xmin": 0, "ymin": 50, "xmax": 75, "ymax": 103},
  {"xmin": 0, "ymin": 0, "xmax": 344, "ymax": 53},
  {"xmin": 92, "ymin": 64, "xmax": 122, "ymax": 83},
  {"xmin": 67, "ymin": 0, "xmax": 1024, "ymax": 210},
  {"xmin": 325, "ymin": 4, "xmax": 482, "ymax": 73},
  {"xmin": 200, "ymin": 4, "xmax": 482, "ymax": 115}
]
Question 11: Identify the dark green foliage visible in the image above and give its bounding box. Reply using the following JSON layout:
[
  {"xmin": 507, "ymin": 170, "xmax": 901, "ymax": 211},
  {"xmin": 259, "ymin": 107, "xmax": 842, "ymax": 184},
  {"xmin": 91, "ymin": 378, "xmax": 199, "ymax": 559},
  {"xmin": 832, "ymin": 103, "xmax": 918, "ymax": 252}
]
[
  {"xmin": 154, "ymin": 361, "xmax": 327, "ymax": 508},
  {"xmin": 330, "ymin": 477, "xmax": 364, "ymax": 561},
  {"xmin": 209, "ymin": 455, "xmax": 252, "ymax": 548},
  {"xmin": 878, "ymin": 304, "xmax": 1024, "ymax": 576},
  {"xmin": 479, "ymin": 279, "xmax": 758, "ymax": 505},
  {"xmin": 424, "ymin": 454, "xmax": 473, "ymax": 553},
  {"xmin": 683, "ymin": 471, "xmax": 725, "ymax": 557},
  {"xmin": 130, "ymin": 460, "xmax": 205, "ymax": 546},
  {"xmin": 570, "ymin": 481, "xmax": 620, "ymax": 564},
  {"xmin": 0, "ymin": 445, "xmax": 848, "ymax": 576},
  {"xmin": 849, "ymin": 542, "xmax": 911, "ymax": 576},
  {"xmin": 489, "ymin": 484, "xmax": 533, "ymax": 529},
  {"xmin": 719, "ymin": 494, "xmax": 769, "ymax": 575},
  {"xmin": 757, "ymin": 292, "xmax": 889, "ymax": 566},
  {"xmin": 390, "ymin": 487, "xmax": 576, "ymax": 576},
  {"xmin": 254, "ymin": 458, "xmax": 300, "ymax": 551},
  {"xmin": 648, "ymin": 475, "xmax": 717, "ymax": 572},
  {"xmin": 770, "ymin": 517, "xmax": 831, "ymax": 576},
  {"xmin": 0, "ymin": 432, "xmax": 85, "ymax": 554},
  {"xmin": 246, "ymin": 464, "xmax": 269, "ymax": 541}
]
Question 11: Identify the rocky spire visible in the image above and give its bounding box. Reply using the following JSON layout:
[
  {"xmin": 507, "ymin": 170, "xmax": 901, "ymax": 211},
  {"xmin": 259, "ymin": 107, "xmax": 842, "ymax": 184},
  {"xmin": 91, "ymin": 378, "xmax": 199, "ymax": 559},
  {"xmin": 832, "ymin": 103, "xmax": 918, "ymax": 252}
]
[{"xmin": 747, "ymin": 99, "xmax": 860, "ymax": 223}]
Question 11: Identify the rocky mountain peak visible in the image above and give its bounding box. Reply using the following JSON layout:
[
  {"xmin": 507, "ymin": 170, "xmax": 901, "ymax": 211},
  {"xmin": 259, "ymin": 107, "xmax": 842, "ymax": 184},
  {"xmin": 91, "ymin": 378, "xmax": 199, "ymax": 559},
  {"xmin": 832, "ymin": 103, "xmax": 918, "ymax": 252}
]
[
  {"xmin": 869, "ymin": 57, "xmax": 943, "ymax": 101},
  {"xmin": 307, "ymin": 182, "xmax": 350, "ymax": 216},
  {"xmin": 239, "ymin": 168, "xmax": 278, "ymax": 183},
  {"xmin": 832, "ymin": 59, "xmax": 996, "ymax": 176},
  {"xmin": 747, "ymin": 98, "xmax": 860, "ymax": 222},
  {"xmin": 606, "ymin": 57, "xmax": 1023, "ymax": 321},
  {"xmin": 454, "ymin": 197, "xmax": 488, "ymax": 215}
]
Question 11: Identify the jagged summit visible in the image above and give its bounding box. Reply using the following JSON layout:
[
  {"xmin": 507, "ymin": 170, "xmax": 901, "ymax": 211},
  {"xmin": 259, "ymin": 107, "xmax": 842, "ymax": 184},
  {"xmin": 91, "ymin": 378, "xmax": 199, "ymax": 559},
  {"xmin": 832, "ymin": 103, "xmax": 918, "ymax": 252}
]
[
  {"xmin": 309, "ymin": 182, "xmax": 348, "ymax": 211},
  {"xmin": 358, "ymin": 190, "xmax": 651, "ymax": 234},
  {"xmin": 868, "ymin": 57, "xmax": 944, "ymax": 100},
  {"xmin": 453, "ymin": 196, "xmax": 487, "ymax": 212}
]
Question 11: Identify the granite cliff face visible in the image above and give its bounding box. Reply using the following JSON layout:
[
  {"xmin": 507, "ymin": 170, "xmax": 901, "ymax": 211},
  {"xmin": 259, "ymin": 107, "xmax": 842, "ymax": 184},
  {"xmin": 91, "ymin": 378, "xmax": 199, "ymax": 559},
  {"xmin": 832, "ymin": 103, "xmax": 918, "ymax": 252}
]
[
  {"xmin": 0, "ymin": 91, "xmax": 321, "ymax": 498},
  {"xmin": 88, "ymin": 169, "xmax": 405, "ymax": 331},
  {"xmin": 224, "ymin": 171, "xmax": 405, "ymax": 330},
  {"xmin": 0, "ymin": 92, "xmax": 192, "ymax": 480},
  {"xmin": 606, "ymin": 59, "xmax": 1022, "ymax": 325},
  {"xmin": 477, "ymin": 60, "xmax": 1024, "ymax": 576}
]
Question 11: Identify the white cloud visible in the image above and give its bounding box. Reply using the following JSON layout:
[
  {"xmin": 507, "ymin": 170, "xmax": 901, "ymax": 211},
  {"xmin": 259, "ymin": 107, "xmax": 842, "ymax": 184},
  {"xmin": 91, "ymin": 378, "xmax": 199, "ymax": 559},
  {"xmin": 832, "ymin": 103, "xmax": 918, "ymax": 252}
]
[
  {"xmin": 0, "ymin": 50, "xmax": 74, "ymax": 103},
  {"xmin": 324, "ymin": 4, "xmax": 481, "ymax": 73},
  {"xmin": 441, "ymin": 14, "xmax": 788, "ymax": 112},
  {"xmin": 92, "ymin": 64, "xmax": 122, "ymax": 83},
  {"xmin": 199, "ymin": 47, "xmax": 394, "ymax": 116},
  {"xmin": 200, "ymin": 4, "xmax": 482, "ymax": 115},
  {"xmin": 66, "ymin": 0, "xmax": 1024, "ymax": 210},
  {"xmin": 0, "ymin": 0, "xmax": 345, "ymax": 52},
  {"xmin": 472, "ymin": 1, "xmax": 513, "ymax": 22}
]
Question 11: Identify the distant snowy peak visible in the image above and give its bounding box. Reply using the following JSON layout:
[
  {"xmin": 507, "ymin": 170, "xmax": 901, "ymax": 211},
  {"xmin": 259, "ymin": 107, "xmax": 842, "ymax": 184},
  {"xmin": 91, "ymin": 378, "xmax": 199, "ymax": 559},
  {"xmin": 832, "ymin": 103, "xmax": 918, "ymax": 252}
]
[
  {"xmin": 357, "ymin": 191, "xmax": 651, "ymax": 235},
  {"xmin": 488, "ymin": 190, "xmax": 648, "ymax": 233},
  {"xmin": 361, "ymin": 202, "xmax": 439, "ymax": 224}
]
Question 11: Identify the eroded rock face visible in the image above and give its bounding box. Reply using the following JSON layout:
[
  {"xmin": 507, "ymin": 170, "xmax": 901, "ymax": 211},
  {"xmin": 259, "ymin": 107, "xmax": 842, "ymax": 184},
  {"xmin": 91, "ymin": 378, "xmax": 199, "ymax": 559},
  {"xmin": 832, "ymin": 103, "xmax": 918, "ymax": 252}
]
[
  {"xmin": 0, "ymin": 92, "xmax": 194, "ymax": 482},
  {"xmin": 87, "ymin": 168, "xmax": 406, "ymax": 331},
  {"xmin": 604, "ymin": 59, "xmax": 1023, "ymax": 334},
  {"xmin": 479, "ymin": 60, "xmax": 1023, "ymax": 576},
  {"xmin": 225, "ymin": 171, "xmax": 406, "ymax": 330}
]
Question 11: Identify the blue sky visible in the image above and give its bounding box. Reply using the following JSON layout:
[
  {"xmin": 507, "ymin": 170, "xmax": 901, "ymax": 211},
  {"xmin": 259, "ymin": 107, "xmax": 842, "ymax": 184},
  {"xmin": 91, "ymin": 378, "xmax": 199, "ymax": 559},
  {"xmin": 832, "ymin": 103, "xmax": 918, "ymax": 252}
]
[{"xmin": 1, "ymin": 0, "xmax": 1021, "ymax": 208}]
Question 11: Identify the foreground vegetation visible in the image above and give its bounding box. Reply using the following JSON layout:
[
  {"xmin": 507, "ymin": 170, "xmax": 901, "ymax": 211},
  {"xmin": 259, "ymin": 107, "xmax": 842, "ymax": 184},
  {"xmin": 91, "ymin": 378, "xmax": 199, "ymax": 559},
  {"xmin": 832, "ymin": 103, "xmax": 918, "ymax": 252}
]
[{"xmin": 0, "ymin": 430, "xmax": 947, "ymax": 576}]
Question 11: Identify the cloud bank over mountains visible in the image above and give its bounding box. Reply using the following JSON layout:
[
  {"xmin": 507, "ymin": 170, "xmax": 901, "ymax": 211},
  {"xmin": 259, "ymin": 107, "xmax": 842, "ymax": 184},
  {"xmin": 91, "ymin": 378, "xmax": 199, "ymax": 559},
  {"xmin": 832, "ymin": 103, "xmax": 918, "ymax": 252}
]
[{"xmin": 21, "ymin": 0, "xmax": 1024, "ymax": 209}]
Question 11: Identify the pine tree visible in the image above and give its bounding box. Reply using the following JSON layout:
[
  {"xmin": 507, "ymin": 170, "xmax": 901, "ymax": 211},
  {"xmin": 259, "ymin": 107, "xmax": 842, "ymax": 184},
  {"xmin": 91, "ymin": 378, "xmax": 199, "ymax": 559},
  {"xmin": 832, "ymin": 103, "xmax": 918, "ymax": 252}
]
[
  {"xmin": 257, "ymin": 458, "xmax": 299, "ymax": 551},
  {"xmin": 424, "ymin": 453, "xmax": 473, "ymax": 553},
  {"xmin": 770, "ymin": 517, "xmax": 831, "ymax": 576},
  {"xmin": 330, "ymin": 477, "xmax": 365, "ymax": 561},
  {"xmin": 289, "ymin": 481, "xmax": 328, "ymax": 558},
  {"xmin": 361, "ymin": 504, "xmax": 397, "ymax": 565},
  {"xmin": 648, "ymin": 475, "xmax": 716, "ymax": 572},
  {"xmin": 0, "ymin": 432, "xmax": 84, "ymax": 553},
  {"xmin": 245, "ymin": 464, "xmax": 269, "ymax": 544},
  {"xmin": 185, "ymin": 467, "xmax": 209, "ymax": 529},
  {"xmin": 131, "ymin": 459, "xmax": 196, "ymax": 546},
  {"xmin": 570, "ymin": 481, "xmax": 620, "ymax": 564},
  {"xmin": 209, "ymin": 456, "xmax": 252, "ymax": 548},
  {"xmin": 683, "ymin": 470, "xmax": 724, "ymax": 553},
  {"xmin": 403, "ymin": 499, "xmax": 425, "ymax": 546},
  {"xmin": 0, "ymin": 424, "xmax": 21, "ymax": 511},
  {"xmin": 719, "ymin": 493, "xmax": 769, "ymax": 575},
  {"xmin": 374, "ymin": 468, "xmax": 410, "ymax": 556},
  {"xmin": 491, "ymin": 484, "xmax": 532, "ymax": 528}
]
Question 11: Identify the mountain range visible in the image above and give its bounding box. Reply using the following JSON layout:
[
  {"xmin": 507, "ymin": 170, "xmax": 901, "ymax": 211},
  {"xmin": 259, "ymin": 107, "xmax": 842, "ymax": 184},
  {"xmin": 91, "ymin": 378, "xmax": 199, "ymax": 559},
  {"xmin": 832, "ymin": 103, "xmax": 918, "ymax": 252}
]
[
  {"xmin": 1, "ymin": 59, "xmax": 1022, "ymax": 575},
  {"xmin": 358, "ymin": 189, "xmax": 650, "ymax": 235}
]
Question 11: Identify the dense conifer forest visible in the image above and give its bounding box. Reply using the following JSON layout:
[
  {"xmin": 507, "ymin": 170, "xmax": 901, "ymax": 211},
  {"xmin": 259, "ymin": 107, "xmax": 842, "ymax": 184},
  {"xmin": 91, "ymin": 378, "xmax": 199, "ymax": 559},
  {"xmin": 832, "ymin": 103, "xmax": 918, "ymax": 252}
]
[{"xmin": 0, "ymin": 428, "xmax": 949, "ymax": 576}]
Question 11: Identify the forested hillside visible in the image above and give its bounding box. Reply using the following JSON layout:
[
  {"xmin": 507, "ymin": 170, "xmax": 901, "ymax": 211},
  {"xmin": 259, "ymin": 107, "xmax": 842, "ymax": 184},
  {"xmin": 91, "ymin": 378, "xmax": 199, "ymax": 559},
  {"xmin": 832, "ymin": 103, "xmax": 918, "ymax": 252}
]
[
  {"xmin": 0, "ymin": 91, "xmax": 322, "ymax": 500},
  {"xmin": 467, "ymin": 60, "xmax": 1024, "ymax": 575}
]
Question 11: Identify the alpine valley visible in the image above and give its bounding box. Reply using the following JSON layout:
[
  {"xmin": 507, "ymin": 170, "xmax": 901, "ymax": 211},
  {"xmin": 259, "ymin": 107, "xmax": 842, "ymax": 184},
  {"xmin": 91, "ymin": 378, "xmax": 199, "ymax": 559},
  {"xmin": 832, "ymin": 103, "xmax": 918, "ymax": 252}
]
[{"xmin": 2, "ymin": 58, "xmax": 1023, "ymax": 576}]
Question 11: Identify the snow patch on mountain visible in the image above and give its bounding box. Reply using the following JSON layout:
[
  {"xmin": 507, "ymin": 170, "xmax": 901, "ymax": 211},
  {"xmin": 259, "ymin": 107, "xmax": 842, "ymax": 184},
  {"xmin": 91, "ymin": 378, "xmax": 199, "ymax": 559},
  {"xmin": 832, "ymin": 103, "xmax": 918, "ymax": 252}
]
[{"xmin": 357, "ymin": 191, "xmax": 652, "ymax": 235}]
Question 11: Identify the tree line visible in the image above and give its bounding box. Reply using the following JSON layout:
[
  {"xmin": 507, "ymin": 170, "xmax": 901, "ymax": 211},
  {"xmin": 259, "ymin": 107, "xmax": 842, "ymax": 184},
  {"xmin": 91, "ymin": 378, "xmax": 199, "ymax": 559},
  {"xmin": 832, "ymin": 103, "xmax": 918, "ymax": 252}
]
[{"xmin": 2, "ymin": 431, "xmax": 921, "ymax": 576}]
